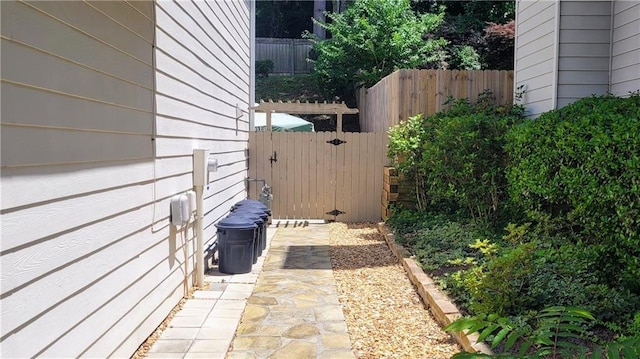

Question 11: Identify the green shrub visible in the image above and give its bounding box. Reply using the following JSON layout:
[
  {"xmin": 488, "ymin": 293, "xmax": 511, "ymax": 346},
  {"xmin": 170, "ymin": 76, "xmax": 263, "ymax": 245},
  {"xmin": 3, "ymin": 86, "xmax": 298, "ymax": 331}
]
[
  {"xmin": 444, "ymin": 226, "xmax": 640, "ymax": 328},
  {"xmin": 256, "ymin": 59, "xmax": 274, "ymax": 77},
  {"xmin": 388, "ymin": 93, "xmax": 525, "ymax": 223},
  {"xmin": 506, "ymin": 94, "xmax": 640, "ymax": 291},
  {"xmin": 448, "ymin": 45, "xmax": 481, "ymax": 70}
]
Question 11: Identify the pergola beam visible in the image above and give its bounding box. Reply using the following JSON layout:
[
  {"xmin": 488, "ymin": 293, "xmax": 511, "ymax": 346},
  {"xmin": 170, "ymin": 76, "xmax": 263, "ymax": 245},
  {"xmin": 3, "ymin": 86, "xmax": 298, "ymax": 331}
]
[{"xmin": 251, "ymin": 100, "xmax": 359, "ymax": 133}]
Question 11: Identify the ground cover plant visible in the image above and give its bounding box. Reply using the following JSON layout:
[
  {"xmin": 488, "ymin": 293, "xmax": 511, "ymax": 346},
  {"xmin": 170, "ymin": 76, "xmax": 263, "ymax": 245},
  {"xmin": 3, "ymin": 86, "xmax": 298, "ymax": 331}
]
[{"xmin": 386, "ymin": 93, "xmax": 640, "ymax": 357}]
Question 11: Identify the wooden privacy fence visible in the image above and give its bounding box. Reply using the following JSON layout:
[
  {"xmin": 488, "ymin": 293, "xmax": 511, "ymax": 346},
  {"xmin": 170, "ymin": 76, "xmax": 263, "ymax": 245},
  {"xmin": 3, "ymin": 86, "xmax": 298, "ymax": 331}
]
[
  {"xmin": 358, "ymin": 69, "xmax": 514, "ymax": 133},
  {"xmin": 248, "ymin": 101, "xmax": 389, "ymax": 222},
  {"xmin": 256, "ymin": 37, "xmax": 313, "ymax": 75},
  {"xmin": 248, "ymin": 131, "xmax": 388, "ymax": 222}
]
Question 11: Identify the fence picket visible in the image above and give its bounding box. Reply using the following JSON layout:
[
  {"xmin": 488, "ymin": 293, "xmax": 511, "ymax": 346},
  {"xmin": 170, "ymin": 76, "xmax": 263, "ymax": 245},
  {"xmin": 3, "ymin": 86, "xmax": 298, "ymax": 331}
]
[
  {"xmin": 255, "ymin": 38, "xmax": 313, "ymax": 75},
  {"xmin": 361, "ymin": 69, "xmax": 514, "ymax": 133}
]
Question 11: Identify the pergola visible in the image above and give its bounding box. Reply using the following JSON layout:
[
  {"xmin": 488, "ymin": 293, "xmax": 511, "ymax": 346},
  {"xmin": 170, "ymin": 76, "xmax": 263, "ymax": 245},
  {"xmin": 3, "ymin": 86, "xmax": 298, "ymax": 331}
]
[{"xmin": 251, "ymin": 100, "xmax": 359, "ymax": 133}]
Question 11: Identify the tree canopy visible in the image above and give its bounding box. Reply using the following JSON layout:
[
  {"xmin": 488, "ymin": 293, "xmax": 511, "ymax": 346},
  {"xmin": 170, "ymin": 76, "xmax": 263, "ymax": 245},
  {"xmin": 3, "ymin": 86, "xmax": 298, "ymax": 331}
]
[{"xmin": 305, "ymin": 0, "xmax": 446, "ymax": 100}]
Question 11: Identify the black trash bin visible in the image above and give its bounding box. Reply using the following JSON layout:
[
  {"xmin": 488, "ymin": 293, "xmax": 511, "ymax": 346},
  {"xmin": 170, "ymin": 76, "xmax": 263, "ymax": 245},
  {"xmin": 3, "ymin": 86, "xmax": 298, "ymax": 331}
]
[
  {"xmin": 228, "ymin": 211, "xmax": 263, "ymax": 263},
  {"xmin": 231, "ymin": 201, "xmax": 272, "ymax": 220},
  {"xmin": 215, "ymin": 216, "xmax": 257, "ymax": 274},
  {"xmin": 239, "ymin": 208, "xmax": 269, "ymax": 252}
]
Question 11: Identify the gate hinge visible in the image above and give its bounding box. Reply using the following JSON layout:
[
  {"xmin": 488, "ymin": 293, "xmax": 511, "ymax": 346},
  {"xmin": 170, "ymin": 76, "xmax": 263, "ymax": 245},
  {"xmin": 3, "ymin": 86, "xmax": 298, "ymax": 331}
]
[
  {"xmin": 326, "ymin": 209, "xmax": 345, "ymax": 216},
  {"xmin": 327, "ymin": 138, "xmax": 346, "ymax": 146}
]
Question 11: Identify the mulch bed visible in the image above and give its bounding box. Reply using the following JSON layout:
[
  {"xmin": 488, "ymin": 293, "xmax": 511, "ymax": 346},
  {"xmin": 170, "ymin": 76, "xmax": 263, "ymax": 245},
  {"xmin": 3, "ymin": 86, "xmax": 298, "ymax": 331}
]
[{"xmin": 328, "ymin": 223, "xmax": 461, "ymax": 358}]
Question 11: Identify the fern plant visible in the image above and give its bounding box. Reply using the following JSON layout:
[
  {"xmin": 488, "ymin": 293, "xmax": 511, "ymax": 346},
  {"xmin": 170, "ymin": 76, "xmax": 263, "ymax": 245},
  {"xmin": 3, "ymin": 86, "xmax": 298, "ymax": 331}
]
[{"xmin": 445, "ymin": 306, "xmax": 640, "ymax": 358}]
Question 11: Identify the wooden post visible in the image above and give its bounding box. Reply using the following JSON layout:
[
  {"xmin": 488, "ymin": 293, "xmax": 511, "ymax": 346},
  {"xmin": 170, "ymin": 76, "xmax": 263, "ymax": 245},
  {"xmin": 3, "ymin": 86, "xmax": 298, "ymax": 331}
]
[
  {"xmin": 337, "ymin": 112, "xmax": 343, "ymax": 134},
  {"xmin": 290, "ymin": 39, "xmax": 295, "ymax": 75},
  {"xmin": 266, "ymin": 111, "xmax": 272, "ymax": 132}
]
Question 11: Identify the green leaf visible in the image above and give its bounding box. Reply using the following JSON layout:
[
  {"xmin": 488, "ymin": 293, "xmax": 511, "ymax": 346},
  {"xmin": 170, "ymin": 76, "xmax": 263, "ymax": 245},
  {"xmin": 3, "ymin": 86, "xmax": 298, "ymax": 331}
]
[
  {"xmin": 517, "ymin": 339, "xmax": 533, "ymax": 357},
  {"xmin": 468, "ymin": 321, "xmax": 491, "ymax": 336},
  {"xmin": 622, "ymin": 344, "xmax": 638, "ymax": 358},
  {"xmin": 504, "ymin": 330, "xmax": 522, "ymax": 350},
  {"xmin": 445, "ymin": 317, "xmax": 475, "ymax": 332},
  {"xmin": 491, "ymin": 326, "xmax": 512, "ymax": 348},
  {"xmin": 608, "ymin": 346, "xmax": 621, "ymax": 359},
  {"xmin": 590, "ymin": 345, "xmax": 604, "ymax": 359},
  {"xmin": 478, "ymin": 324, "xmax": 500, "ymax": 342}
]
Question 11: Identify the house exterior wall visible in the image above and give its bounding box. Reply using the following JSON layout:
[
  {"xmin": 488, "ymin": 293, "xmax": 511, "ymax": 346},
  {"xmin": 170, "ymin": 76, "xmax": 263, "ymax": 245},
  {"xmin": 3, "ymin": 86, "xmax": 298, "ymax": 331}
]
[
  {"xmin": 515, "ymin": 0, "xmax": 640, "ymax": 116},
  {"xmin": 153, "ymin": 0, "xmax": 251, "ymax": 254},
  {"xmin": 515, "ymin": 0, "xmax": 558, "ymax": 117},
  {"xmin": 0, "ymin": 0, "xmax": 251, "ymax": 357},
  {"xmin": 610, "ymin": 0, "xmax": 640, "ymax": 95},
  {"xmin": 556, "ymin": 1, "xmax": 612, "ymax": 108}
]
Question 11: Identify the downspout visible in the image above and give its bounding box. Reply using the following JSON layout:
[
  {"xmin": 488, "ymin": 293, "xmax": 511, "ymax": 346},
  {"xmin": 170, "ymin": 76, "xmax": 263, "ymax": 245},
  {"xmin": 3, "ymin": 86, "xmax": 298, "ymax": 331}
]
[
  {"xmin": 551, "ymin": 0, "xmax": 561, "ymax": 110},
  {"xmin": 194, "ymin": 184, "xmax": 205, "ymax": 287},
  {"xmin": 193, "ymin": 149, "xmax": 209, "ymax": 288},
  {"xmin": 249, "ymin": 0, "xmax": 256, "ymax": 131},
  {"xmin": 608, "ymin": 0, "xmax": 615, "ymax": 93},
  {"xmin": 513, "ymin": 0, "xmax": 519, "ymax": 103}
]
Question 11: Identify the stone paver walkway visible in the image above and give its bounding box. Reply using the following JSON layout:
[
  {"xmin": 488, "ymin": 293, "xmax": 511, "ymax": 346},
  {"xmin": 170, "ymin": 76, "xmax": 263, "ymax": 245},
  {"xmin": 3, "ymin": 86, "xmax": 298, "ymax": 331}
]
[
  {"xmin": 146, "ymin": 223, "xmax": 354, "ymax": 359},
  {"xmin": 145, "ymin": 227, "xmax": 277, "ymax": 359},
  {"xmin": 227, "ymin": 224, "xmax": 355, "ymax": 359}
]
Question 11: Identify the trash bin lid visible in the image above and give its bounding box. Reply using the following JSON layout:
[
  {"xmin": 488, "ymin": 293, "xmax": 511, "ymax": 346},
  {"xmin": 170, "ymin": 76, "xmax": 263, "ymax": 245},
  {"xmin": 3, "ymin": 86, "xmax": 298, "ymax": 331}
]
[
  {"xmin": 215, "ymin": 216, "xmax": 257, "ymax": 230},
  {"xmin": 237, "ymin": 208, "xmax": 269, "ymax": 220},
  {"xmin": 233, "ymin": 201, "xmax": 270, "ymax": 212},
  {"xmin": 237, "ymin": 199, "xmax": 262, "ymax": 205},
  {"xmin": 229, "ymin": 211, "xmax": 264, "ymax": 224}
]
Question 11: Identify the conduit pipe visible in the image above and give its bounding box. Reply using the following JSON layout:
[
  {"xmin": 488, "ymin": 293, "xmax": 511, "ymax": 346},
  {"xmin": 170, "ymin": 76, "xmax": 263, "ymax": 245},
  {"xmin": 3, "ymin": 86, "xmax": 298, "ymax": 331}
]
[{"xmin": 193, "ymin": 149, "xmax": 209, "ymax": 287}]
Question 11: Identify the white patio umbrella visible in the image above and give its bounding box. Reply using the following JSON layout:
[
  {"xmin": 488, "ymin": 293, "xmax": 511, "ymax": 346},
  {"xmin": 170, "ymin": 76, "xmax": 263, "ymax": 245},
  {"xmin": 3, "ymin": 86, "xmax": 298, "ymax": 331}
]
[{"xmin": 254, "ymin": 112, "xmax": 314, "ymax": 132}]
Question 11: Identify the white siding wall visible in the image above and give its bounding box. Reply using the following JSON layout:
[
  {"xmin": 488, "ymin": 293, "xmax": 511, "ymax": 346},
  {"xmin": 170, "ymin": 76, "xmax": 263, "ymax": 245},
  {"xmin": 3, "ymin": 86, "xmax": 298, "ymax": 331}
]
[
  {"xmin": 515, "ymin": 0, "xmax": 558, "ymax": 117},
  {"xmin": 153, "ymin": 0, "xmax": 250, "ymax": 263},
  {"xmin": 610, "ymin": 0, "xmax": 640, "ymax": 95},
  {"xmin": 1, "ymin": 0, "xmax": 251, "ymax": 357},
  {"xmin": 557, "ymin": 1, "xmax": 612, "ymax": 108},
  {"xmin": 0, "ymin": 1, "xmax": 165, "ymax": 358}
]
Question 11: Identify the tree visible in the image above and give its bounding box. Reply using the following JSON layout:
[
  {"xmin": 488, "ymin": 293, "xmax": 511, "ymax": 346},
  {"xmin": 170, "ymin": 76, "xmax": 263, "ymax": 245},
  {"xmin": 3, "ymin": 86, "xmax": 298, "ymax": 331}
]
[
  {"xmin": 313, "ymin": 0, "xmax": 326, "ymax": 39},
  {"xmin": 306, "ymin": 0, "xmax": 446, "ymax": 101},
  {"xmin": 481, "ymin": 20, "xmax": 515, "ymax": 70},
  {"xmin": 256, "ymin": 1, "xmax": 313, "ymax": 38},
  {"xmin": 412, "ymin": 1, "xmax": 515, "ymax": 70}
]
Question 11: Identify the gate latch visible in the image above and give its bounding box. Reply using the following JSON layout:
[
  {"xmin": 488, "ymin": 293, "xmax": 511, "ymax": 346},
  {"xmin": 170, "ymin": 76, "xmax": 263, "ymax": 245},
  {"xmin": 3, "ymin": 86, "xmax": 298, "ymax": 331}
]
[
  {"xmin": 327, "ymin": 138, "xmax": 346, "ymax": 146},
  {"xmin": 269, "ymin": 151, "xmax": 278, "ymax": 165},
  {"xmin": 326, "ymin": 209, "xmax": 345, "ymax": 216}
]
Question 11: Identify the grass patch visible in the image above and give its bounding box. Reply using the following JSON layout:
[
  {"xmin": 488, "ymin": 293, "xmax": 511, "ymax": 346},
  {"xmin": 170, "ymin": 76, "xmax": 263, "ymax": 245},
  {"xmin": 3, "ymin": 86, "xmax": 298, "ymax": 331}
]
[{"xmin": 256, "ymin": 74, "xmax": 329, "ymax": 102}]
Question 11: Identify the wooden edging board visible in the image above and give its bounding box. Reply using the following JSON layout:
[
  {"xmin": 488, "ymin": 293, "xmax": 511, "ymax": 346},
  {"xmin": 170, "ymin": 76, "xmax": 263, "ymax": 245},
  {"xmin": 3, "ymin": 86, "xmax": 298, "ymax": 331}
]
[{"xmin": 376, "ymin": 223, "xmax": 493, "ymax": 355}]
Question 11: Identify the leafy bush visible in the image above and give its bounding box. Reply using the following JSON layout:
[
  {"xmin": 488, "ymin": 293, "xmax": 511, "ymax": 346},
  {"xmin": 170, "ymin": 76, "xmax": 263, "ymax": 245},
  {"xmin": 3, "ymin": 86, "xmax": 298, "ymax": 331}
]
[
  {"xmin": 256, "ymin": 59, "xmax": 274, "ymax": 77},
  {"xmin": 506, "ymin": 94, "xmax": 640, "ymax": 291},
  {"xmin": 446, "ymin": 306, "xmax": 640, "ymax": 359},
  {"xmin": 441, "ymin": 224, "xmax": 640, "ymax": 330},
  {"xmin": 305, "ymin": 0, "xmax": 447, "ymax": 100},
  {"xmin": 385, "ymin": 93, "xmax": 640, "ymax": 347},
  {"xmin": 388, "ymin": 94, "xmax": 525, "ymax": 223},
  {"xmin": 386, "ymin": 206, "xmax": 426, "ymax": 235},
  {"xmin": 448, "ymin": 45, "xmax": 481, "ymax": 70}
]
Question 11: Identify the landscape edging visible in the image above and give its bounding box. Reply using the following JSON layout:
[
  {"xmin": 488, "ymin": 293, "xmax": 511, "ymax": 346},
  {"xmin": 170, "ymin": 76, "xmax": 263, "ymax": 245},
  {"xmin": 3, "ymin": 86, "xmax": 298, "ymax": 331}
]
[{"xmin": 377, "ymin": 222, "xmax": 492, "ymax": 355}]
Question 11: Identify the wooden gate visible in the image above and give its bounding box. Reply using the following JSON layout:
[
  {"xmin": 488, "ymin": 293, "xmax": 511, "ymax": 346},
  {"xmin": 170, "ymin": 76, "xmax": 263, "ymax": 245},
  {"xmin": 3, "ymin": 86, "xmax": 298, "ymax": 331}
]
[{"xmin": 248, "ymin": 131, "xmax": 388, "ymax": 222}]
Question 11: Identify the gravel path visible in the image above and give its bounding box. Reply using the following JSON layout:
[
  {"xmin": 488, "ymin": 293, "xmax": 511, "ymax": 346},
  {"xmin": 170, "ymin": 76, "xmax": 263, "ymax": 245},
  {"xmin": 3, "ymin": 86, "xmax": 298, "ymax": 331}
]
[{"xmin": 329, "ymin": 223, "xmax": 460, "ymax": 359}]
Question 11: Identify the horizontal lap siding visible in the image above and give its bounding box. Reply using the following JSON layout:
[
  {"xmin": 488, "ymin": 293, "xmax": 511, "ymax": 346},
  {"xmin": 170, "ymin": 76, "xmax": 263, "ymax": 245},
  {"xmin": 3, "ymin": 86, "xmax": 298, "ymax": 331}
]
[
  {"xmin": 515, "ymin": 0, "xmax": 557, "ymax": 117},
  {"xmin": 611, "ymin": 1, "xmax": 640, "ymax": 96},
  {"xmin": 0, "ymin": 1, "xmax": 162, "ymax": 358},
  {"xmin": 154, "ymin": 0, "xmax": 250, "ymax": 272},
  {"xmin": 557, "ymin": 1, "xmax": 611, "ymax": 106}
]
